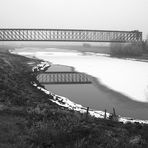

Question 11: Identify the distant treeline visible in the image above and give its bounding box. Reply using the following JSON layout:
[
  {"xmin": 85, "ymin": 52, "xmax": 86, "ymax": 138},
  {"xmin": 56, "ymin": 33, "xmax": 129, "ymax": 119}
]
[{"xmin": 110, "ymin": 39, "xmax": 148, "ymax": 57}]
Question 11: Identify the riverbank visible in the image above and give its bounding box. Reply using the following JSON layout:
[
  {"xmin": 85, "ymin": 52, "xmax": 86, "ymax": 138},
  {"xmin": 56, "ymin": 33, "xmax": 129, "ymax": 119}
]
[
  {"xmin": 1, "ymin": 50, "xmax": 148, "ymax": 147},
  {"xmin": 14, "ymin": 47, "xmax": 148, "ymax": 119}
]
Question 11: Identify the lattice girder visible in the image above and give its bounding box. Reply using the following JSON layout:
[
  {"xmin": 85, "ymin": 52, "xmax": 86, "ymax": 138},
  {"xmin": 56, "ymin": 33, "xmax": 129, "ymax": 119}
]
[{"xmin": 0, "ymin": 29, "xmax": 142, "ymax": 42}]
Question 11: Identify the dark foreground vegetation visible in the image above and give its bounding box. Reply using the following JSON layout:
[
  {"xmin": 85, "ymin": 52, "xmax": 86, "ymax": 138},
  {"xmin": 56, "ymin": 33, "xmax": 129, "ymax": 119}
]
[
  {"xmin": 1, "ymin": 49, "xmax": 148, "ymax": 148},
  {"xmin": 110, "ymin": 39, "xmax": 148, "ymax": 58}
]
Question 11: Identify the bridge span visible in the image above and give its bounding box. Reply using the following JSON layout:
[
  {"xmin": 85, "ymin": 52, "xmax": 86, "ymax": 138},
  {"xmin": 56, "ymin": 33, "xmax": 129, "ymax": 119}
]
[{"xmin": 0, "ymin": 29, "xmax": 142, "ymax": 42}]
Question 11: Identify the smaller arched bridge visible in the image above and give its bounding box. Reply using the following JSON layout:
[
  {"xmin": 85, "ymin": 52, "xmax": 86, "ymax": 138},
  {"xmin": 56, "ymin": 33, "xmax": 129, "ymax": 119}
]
[{"xmin": 0, "ymin": 29, "xmax": 142, "ymax": 42}]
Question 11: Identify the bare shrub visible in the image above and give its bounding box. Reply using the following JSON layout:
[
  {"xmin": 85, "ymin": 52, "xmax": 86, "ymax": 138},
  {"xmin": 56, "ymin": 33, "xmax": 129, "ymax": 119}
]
[
  {"xmin": 110, "ymin": 42, "xmax": 143, "ymax": 57},
  {"xmin": 142, "ymin": 36, "xmax": 148, "ymax": 53}
]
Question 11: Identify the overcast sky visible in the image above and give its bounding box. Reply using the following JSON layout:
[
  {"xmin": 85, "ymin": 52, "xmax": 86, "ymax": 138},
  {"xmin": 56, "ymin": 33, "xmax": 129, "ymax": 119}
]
[{"xmin": 0, "ymin": 0, "xmax": 148, "ymax": 38}]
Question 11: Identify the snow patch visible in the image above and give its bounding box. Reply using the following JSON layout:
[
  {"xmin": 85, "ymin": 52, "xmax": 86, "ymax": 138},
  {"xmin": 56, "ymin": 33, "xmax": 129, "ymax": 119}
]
[{"xmin": 32, "ymin": 61, "xmax": 51, "ymax": 72}]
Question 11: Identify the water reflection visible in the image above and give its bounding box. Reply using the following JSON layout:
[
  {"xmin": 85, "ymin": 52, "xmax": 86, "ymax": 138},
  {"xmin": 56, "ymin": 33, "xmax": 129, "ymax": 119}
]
[
  {"xmin": 37, "ymin": 72, "xmax": 91, "ymax": 84},
  {"xmin": 37, "ymin": 65, "xmax": 92, "ymax": 84}
]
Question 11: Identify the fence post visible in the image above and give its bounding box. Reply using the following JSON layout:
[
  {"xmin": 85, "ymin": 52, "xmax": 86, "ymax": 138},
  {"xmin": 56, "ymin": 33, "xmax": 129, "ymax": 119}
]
[
  {"xmin": 104, "ymin": 109, "xmax": 107, "ymax": 119},
  {"xmin": 85, "ymin": 107, "xmax": 89, "ymax": 121},
  {"xmin": 113, "ymin": 108, "xmax": 116, "ymax": 116}
]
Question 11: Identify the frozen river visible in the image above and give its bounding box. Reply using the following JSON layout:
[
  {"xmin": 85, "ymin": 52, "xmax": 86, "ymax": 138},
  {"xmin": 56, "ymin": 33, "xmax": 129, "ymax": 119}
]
[{"xmin": 14, "ymin": 47, "xmax": 148, "ymax": 120}]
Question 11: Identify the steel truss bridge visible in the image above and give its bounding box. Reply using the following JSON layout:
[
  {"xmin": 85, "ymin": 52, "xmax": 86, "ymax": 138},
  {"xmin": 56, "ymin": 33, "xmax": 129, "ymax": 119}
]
[{"xmin": 0, "ymin": 29, "xmax": 142, "ymax": 42}]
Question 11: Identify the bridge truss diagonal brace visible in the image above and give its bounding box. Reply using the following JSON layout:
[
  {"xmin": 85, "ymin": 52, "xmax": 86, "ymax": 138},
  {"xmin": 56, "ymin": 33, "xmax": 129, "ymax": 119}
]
[{"xmin": 0, "ymin": 29, "xmax": 142, "ymax": 42}]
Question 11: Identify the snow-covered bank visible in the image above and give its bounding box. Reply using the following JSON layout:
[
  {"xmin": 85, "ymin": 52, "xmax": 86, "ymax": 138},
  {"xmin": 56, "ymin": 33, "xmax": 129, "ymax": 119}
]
[{"xmin": 32, "ymin": 61, "xmax": 148, "ymax": 124}]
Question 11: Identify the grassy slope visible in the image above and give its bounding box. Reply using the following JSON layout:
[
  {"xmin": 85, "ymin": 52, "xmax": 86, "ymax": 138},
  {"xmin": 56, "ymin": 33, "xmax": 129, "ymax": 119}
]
[{"xmin": 1, "ymin": 50, "xmax": 148, "ymax": 147}]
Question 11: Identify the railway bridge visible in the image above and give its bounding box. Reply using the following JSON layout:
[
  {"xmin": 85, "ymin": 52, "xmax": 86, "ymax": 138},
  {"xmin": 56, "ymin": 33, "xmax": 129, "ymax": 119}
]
[{"xmin": 0, "ymin": 29, "xmax": 142, "ymax": 42}]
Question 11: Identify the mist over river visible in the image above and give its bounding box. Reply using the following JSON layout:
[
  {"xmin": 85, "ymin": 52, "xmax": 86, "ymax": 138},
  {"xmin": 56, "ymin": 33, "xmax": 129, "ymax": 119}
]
[{"xmin": 14, "ymin": 47, "xmax": 148, "ymax": 120}]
